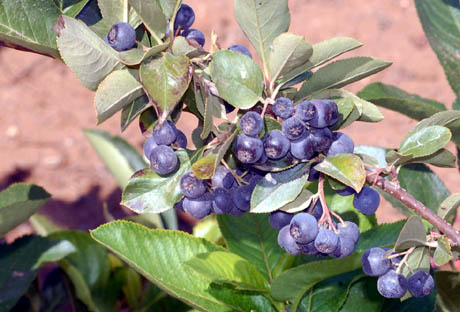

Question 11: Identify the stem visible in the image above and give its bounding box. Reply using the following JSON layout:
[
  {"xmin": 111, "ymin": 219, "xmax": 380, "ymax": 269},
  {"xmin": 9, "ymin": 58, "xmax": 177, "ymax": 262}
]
[
  {"xmin": 318, "ymin": 174, "xmax": 337, "ymax": 232},
  {"xmin": 396, "ymin": 246, "xmax": 416, "ymax": 274},
  {"xmin": 366, "ymin": 171, "xmax": 460, "ymax": 246}
]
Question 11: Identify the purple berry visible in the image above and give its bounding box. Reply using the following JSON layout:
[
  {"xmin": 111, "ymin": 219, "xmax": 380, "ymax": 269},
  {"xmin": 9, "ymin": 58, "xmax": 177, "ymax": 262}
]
[
  {"xmin": 353, "ymin": 186, "xmax": 380, "ymax": 216},
  {"xmin": 263, "ymin": 130, "xmax": 290, "ymax": 160},
  {"xmin": 212, "ymin": 188, "xmax": 233, "ymax": 214},
  {"xmin": 234, "ymin": 134, "xmax": 264, "ymax": 164},
  {"xmin": 144, "ymin": 136, "xmax": 158, "ymax": 159},
  {"xmin": 105, "ymin": 22, "xmax": 136, "ymax": 51},
  {"xmin": 327, "ymin": 132, "xmax": 355, "ymax": 156},
  {"xmin": 240, "ymin": 111, "xmax": 264, "ymax": 137},
  {"xmin": 180, "ymin": 171, "xmax": 207, "ymax": 199},
  {"xmin": 337, "ymin": 221, "xmax": 360, "ymax": 244},
  {"xmin": 295, "ymin": 101, "xmax": 316, "ymax": 122},
  {"xmin": 407, "ymin": 271, "xmax": 434, "ymax": 298},
  {"xmin": 183, "ymin": 193, "xmax": 212, "ymax": 219},
  {"xmin": 307, "ymin": 127, "xmax": 333, "ymax": 153},
  {"xmin": 377, "ymin": 270, "xmax": 408, "ymax": 299},
  {"xmin": 182, "ymin": 28, "xmax": 205, "ymax": 46},
  {"xmin": 278, "ymin": 225, "xmax": 301, "ymax": 255},
  {"xmin": 282, "ymin": 116, "xmax": 306, "ymax": 141},
  {"xmin": 174, "ymin": 4, "xmax": 195, "ymax": 32},
  {"xmin": 273, "ymin": 97, "xmax": 295, "ymax": 119},
  {"xmin": 314, "ymin": 228, "xmax": 339, "ymax": 254},
  {"xmin": 307, "ymin": 100, "xmax": 338, "ymax": 128},
  {"xmin": 336, "ymin": 186, "xmax": 355, "ymax": 196},
  {"xmin": 362, "ymin": 247, "xmax": 391, "ymax": 277},
  {"xmin": 289, "ymin": 212, "xmax": 319, "ymax": 244},
  {"xmin": 269, "ymin": 210, "xmax": 294, "ymax": 230},
  {"xmin": 149, "ymin": 145, "xmax": 179, "ymax": 175},
  {"xmin": 212, "ymin": 166, "xmax": 235, "ymax": 189},
  {"xmin": 332, "ymin": 237, "xmax": 356, "ymax": 258},
  {"xmin": 152, "ymin": 121, "xmax": 177, "ymax": 146},
  {"xmin": 228, "ymin": 44, "xmax": 253, "ymax": 58},
  {"xmin": 290, "ymin": 136, "xmax": 315, "ymax": 160}
]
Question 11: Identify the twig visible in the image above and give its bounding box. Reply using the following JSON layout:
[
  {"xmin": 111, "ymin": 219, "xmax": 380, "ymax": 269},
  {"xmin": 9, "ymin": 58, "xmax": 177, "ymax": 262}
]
[
  {"xmin": 318, "ymin": 174, "xmax": 337, "ymax": 232},
  {"xmin": 366, "ymin": 171, "xmax": 460, "ymax": 246}
]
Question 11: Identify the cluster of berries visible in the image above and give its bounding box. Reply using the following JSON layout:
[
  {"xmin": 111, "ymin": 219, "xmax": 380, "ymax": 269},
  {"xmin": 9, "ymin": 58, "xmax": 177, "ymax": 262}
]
[{"xmin": 362, "ymin": 247, "xmax": 435, "ymax": 298}]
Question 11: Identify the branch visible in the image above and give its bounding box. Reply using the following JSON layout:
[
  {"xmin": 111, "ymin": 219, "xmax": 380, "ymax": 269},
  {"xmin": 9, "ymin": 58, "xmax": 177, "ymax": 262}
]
[{"xmin": 366, "ymin": 171, "xmax": 460, "ymax": 247}]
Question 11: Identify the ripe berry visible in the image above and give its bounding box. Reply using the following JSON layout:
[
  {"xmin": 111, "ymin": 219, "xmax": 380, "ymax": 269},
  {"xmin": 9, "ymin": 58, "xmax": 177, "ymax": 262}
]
[
  {"xmin": 232, "ymin": 185, "xmax": 253, "ymax": 212},
  {"xmin": 263, "ymin": 130, "xmax": 290, "ymax": 160},
  {"xmin": 299, "ymin": 241, "xmax": 318, "ymax": 255},
  {"xmin": 174, "ymin": 199, "xmax": 184, "ymax": 212},
  {"xmin": 362, "ymin": 247, "xmax": 391, "ymax": 277},
  {"xmin": 282, "ymin": 116, "xmax": 306, "ymax": 141},
  {"xmin": 307, "ymin": 127, "xmax": 333, "ymax": 153},
  {"xmin": 353, "ymin": 186, "xmax": 380, "ymax": 215},
  {"xmin": 308, "ymin": 162, "xmax": 320, "ymax": 181},
  {"xmin": 180, "ymin": 171, "xmax": 207, "ymax": 199},
  {"xmin": 327, "ymin": 132, "xmax": 355, "ymax": 156},
  {"xmin": 173, "ymin": 129, "xmax": 188, "ymax": 148},
  {"xmin": 332, "ymin": 237, "xmax": 355, "ymax": 258},
  {"xmin": 307, "ymin": 100, "xmax": 338, "ymax": 128},
  {"xmin": 289, "ymin": 212, "xmax": 319, "ymax": 244},
  {"xmin": 336, "ymin": 186, "xmax": 355, "ymax": 196},
  {"xmin": 407, "ymin": 271, "xmax": 435, "ymax": 298},
  {"xmin": 377, "ymin": 270, "xmax": 408, "ymax": 299},
  {"xmin": 212, "ymin": 188, "xmax": 234, "ymax": 214},
  {"xmin": 105, "ymin": 22, "xmax": 136, "ymax": 51},
  {"xmin": 182, "ymin": 28, "xmax": 205, "ymax": 46},
  {"xmin": 234, "ymin": 134, "xmax": 264, "ymax": 164},
  {"xmin": 290, "ymin": 136, "xmax": 315, "ymax": 160},
  {"xmin": 174, "ymin": 4, "xmax": 195, "ymax": 32},
  {"xmin": 273, "ymin": 97, "xmax": 295, "ymax": 119},
  {"xmin": 311, "ymin": 200, "xmax": 323, "ymax": 220},
  {"xmin": 212, "ymin": 166, "xmax": 235, "ymax": 189},
  {"xmin": 295, "ymin": 101, "xmax": 316, "ymax": 122},
  {"xmin": 278, "ymin": 225, "xmax": 301, "ymax": 255},
  {"xmin": 269, "ymin": 210, "xmax": 294, "ymax": 230},
  {"xmin": 314, "ymin": 228, "xmax": 339, "ymax": 254},
  {"xmin": 240, "ymin": 111, "xmax": 264, "ymax": 137},
  {"xmin": 152, "ymin": 121, "xmax": 177, "ymax": 146},
  {"xmin": 228, "ymin": 44, "xmax": 252, "ymax": 58},
  {"xmin": 183, "ymin": 193, "xmax": 212, "ymax": 218},
  {"xmin": 143, "ymin": 136, "xmax": 158, "ymax": 159},
  {"xmin": 337, "ymin": 221, "xmax": 360, "ymax": 244},
  {"xmin": 149, "ymin": 145, "xmax": 179, "ymax": 175}
]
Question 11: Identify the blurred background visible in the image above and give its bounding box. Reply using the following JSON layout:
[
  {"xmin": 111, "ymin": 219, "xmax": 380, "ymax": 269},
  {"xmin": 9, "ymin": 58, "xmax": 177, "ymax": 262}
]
[{"xmin": 1, "ymin": 0, "xmax": 457, "ymax": 239}]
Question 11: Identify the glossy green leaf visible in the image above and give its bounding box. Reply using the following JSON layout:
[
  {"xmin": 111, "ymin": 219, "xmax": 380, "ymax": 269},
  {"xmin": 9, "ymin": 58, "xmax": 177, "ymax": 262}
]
[
  {"xmin": 84, "ymin": 129, "xmax": 147, "ymax": 188},
  {"xmin": 438, "ymin": 193, "xmax": 460, "ymax": 223},
  {"xmin": 399, "ymin": 125, "xmax": 451, "ymax": 158},
  {"xmin": 217, "ymin": 213, "xmax": 283, "ymax": 282},
  {"xmin": 140, "ymin": 53, "xmax": 191, "ymax": 121},
  {"xmin": 339, "ymin": 277, "xmax": 384, "ymax": 312},
  {"xmin": 33, "ymin": 240, "xmax": 77, "ymax": 269},
  {"xmin": 97, "ymin": 0, "xmax": 140, "ymax": 27},
  {"xmin": 434, "ymin": 236, "xmax": 452, "ymax": 267},
  {"xmin": 386, "ymin": 148, "xmax": 457, "ymax": 168},
  {"xmin": 0, "ymin": 0, "xmax": 63, "ymax": 58},
  {"xmin": 91, "ymin": 221, "xmax": 275, "ymax": 312},
  {"xmin": 269, "ymin": 33, "xmax": 312, "ymax": 81},
  {"xmin": 435, "ymin": 270, "xmax": 460, "ymax": 311},
  {"xmin": 358, "ymin": 82, "xmax": 446, "ymax": 121},
  {"xmin": 251, "ymin": 163, "xmax": 310, "ymax": 213},
  {"xmin": 29, "ymin": 214, "xmax": 62, "ymax": 236},
  {"xmin": 415, "ymin": 0, "xmax": 460, "ymax": 100},
  {"xmin": 394, "ymin": 216, "xmax": 427, "ymax": 252},
  {"xmin": 129, "ymin": 0, "xmax": 166, "ymax": 44},
  {"xmin": 186, "ymin": 251, "xmax": 269, "ymax": 292},
  {"xmin": 122, "ymin": 151, "xmax": 190, "ymax": 214},
  {"xmin": 139, "ymin": 108, "xmax": 158, "ymax": 135},
  {"xmin": 295, "ymin": 57, "xmax": 391, "ymax": 101},
  {"xmin": 355, "ymin": 220, "xmax": 405, "ymax": 251},
  {"xmin": 279, "ymin": 188, "xmax": 314, "ymax": 213},
  {"xmin": 234, "ymin": 0, "xmax": 290, "ymax": 73},
  {"xmin": 315, "ymin": 153, "xmax": 366, "ymax": 193},
  {"xmin": 193, "ymin": 217, "xmax": 222, "ymax": 244},
  {"xmin": 56, "ymin": 15, "xmax": 124, "ymax": 90},
  {"xmin": 120, "ymin": 95, "xmax": 150, "ymax": 132},
  {"xmin": 0, "ymin": 183, "xmax": 50, "ymax": 237},
  {"xmin": 95, "ymin": 69, "xmax": 144, "ymax": 124},
  {"xmin": 122, "ymin": 267, "xmax": 142, "ymax": 310},
  {"xmin": 280, "ymin": 37, "xmax": 362, "ymax": 84},
  {"xmin": 210, "ymin": 50, "xmax": 264, "ymax": 109},
  {"xmin": 253, "ymin": 153, "xmax": 299, "ymax": 172},
  {"xmin": 0, "ymin": 236, "xmax": 57, "ymax": 311},
  {"xmin": 382, "ymin": 290, "xmax": 437, "ymax": 312},
  {"xmin": 156, "ymin": 0, "xmax": 179, "ymax": 19}
]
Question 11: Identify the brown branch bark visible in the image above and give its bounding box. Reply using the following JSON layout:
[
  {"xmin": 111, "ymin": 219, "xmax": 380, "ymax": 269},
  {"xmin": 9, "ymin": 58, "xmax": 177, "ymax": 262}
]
[{"xmin": 366, "ymin": 172, "xmax": 460, "ymax": 247}]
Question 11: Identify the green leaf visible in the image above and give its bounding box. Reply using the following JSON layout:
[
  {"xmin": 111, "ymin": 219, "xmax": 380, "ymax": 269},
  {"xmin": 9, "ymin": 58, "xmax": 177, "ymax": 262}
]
[
  {"xmin": 33, "ymin": 240, "xmax": 77, "ymax": 269},
  {"xmin": 269, "ymin": 33, "xmax": 312, "ymax": 81},
  {"xmin": 0, "ymin": 183, "xmax": 50, "ymax": 237},
  {"xmin": 217, "ymin": 213, "xmax": 283, "ymax": 282},
  {"xmin": 91, "ymin": 221, "xmax": 274, "ymax": 312},
  {"xmin": 122, "ymin": 150, "xmax": 190, "ymax": 214},
  {"xmin": 0, "ymin": 235, "xmax": 56, "ymax": 311},
  {"xmin": 280, "ymin": 37, "xmax": 362, "ymax": 84},
  {"xmin": 279, "ymin": 188, "xmax": 314, "ymax": 213},
  {"xmin": 394, "ymin": 216, "xmax": 427, "ymax": 252},
  {"xmin": 122, "ymin": 267, "xmax": 142, "ymax": 309},
  {"xmin": 250, "ymin": 163, "xmax": 310, "ymax": 213},
  {"xmin": 129, "ymin": 0, "xmax": 167, "ymax": 44},
  {"xmin": 400, "ymin": 246, "xmax": 430, "ymax": 279},
  {"xmin": 386, "ymin": 148, "xmax": 457, "ymax": 168},
  {"xmin": 234, "ymin": 0, "xmax": 290, "ymax": 74},
  {"xmin": 435, "ymin": 271, "xmax": 460, "ymax": 311},
  {"xmin": 382, "ymin": 290, "xmax": 437, "ymax": 312},
  {"xmin": 156, "ymin": 0, "xmax": 179, "ymax": 19},
  {"xmin": 185, "ymin": 251, "xmax": 269, "ymax": 292},
  {"xmin": 357, "ymin": 82, "xmax": 446, "ymax": 121},
  {"xmin": 84, "ymin": 129, "xmax": 147, "ymax": 188},
  {"xmin": 97, "ymin": 0, "xmax": 140, "ymax": 28},
  {"xmin": 399, "ymin": 125, "xmax": 451, "ymax": 158},
  {"xmin": 95, "ymin": 69, "xmax": 145, "ymax": 124},
  {"xmin": 434, "ymin": 236, "xmax": 452, "ymax": 267},
  {"xmin": 315, "ymin": 153, "xmax": 366, "ymax": 193},
  {"xmin": 120, "ymin": 95, "xmax": 151, "ymax": 132},
  {"xmin": 339, "ymin": 277, "xmax": 384, "ymax": 312},
  {"xmin": 0, "ymin": 0, "xmax": 62, "ymax": 58},
  {"xmin": 118, "ymin": 42, "xmax": 169, "ymax": 66},
  {"xmin": 210, "ymin": 50, "xmax": 264, "ymax": 109},
  {"xmin": 140, "ymin": 53, "xmax": 191, "ymax": 121},
  {"xmin": 295, "ymin": 57, "xmax": 391, "ymax": 101},
  {"xmin": 55, "ymin": 15, "xmax": 124, "ymax": 90},
  {"xmin": 355, "ymin": 220, "xmax": 405, "ymax": 251},
  {"xmin": 438, "ymin": 193, "xmax": 460, "ymax": 223},
  {"xmin": 193, "ymin": 216, "xmax": 222, "ymax": 244},
  {"xmin": 415, "ymin": 0, "xmax": 460, "ymax": 99}
]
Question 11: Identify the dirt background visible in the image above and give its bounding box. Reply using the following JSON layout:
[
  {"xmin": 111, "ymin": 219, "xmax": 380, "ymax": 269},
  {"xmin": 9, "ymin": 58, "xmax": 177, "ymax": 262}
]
[{"xmin": 1, "ymin": 0, "xmax": 459, "ymax": 240}]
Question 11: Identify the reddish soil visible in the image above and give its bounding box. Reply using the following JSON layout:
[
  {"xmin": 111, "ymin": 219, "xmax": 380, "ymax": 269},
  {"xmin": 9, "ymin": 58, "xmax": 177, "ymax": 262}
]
[{"xmin": 1, "ymin": 0, "xmax": 459, "ymax": 240}]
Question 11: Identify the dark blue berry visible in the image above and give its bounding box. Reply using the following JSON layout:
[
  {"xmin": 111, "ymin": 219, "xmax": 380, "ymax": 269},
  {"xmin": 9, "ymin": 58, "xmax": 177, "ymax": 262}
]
[
  {"xmin": 407, "ymin": 271, "xmax": 435, "ymax": 298},
  {"xmin": 232, "ymin": 185, "xmax": 252, "ymax": 212},
  {"xmin": 299, "ymin": 241, "xmax": 319, "ymax": 255},
  {"xmin": 76, "ymin": 0, "xmax": 102, "ymax": 26},
  {"xmin": 314, "ymin": 228, "xmax": 339, "ymax": 254},
  {"xmin": 337, "ymin": 221, "xmax": 360, "ymax": 244},
  {"xmin": 289, "ymin": 212, "xmax": 319, "ymax": 244},
  {"xmin": 308, "ymin": 162, "xmax": 320, "ymax": 181},
  {"xmin": 353, "ymin": 186, "xmax": 380, "ymax": 216},
  {"xmin": 149, "ymin": 145, "xmax": 178, "ymax": 175},
  {"xmin": 144, "ymin": 136, "xmax": 158, "ymax": 159},
  {"xmin": 228, "ymin": 44, "xmax": 252, "ymax": 58},
  {"xmin": 212, "ymin": 166, "xmax": 235, "ymax": 189},
  {"xmin": 173, "ymin": 129, "xmax": 188, "ymax": 148},
  {"xmin": 332, "ymin": 237, "xmax": 356, "ymax": 258},
  {"xmin": 105, "ymin": 22, "xmax": 136, "ymax": 51},
  {"xmin": 234, "ymin": 134, "xmax": 264, "ymax": 164},
  {"xmin": 263, "ymin": 130, "xmax": 290, "ymax": 160},
  {"xmin": 336, "ymin": 186, "xmax": 355, "ymax": 196},
  {"xmin": 295, "ymin": 101, "xmax": 316, "ymax": 122},
  {"xmin": 362, "ymin": 247, "xmax": 391, "ymax": 277},
  {"xmin": 290, "ymin": 136, "xmax": 315, "ymax": 160},
  {"xmin": 182, "ymin": 28, "xmax": 205, "ymax": 46},
  {"xmin": 152, "ymin": 121, "xmax": 177, "ymax": 146},
  {"xmin": 212, "ymin": 188, "xmax": 233, "ymax": 214},
  {"xmin": 307, "ymin": 127, "xmax": 333, "ymax": 153},
  {"xmin": 183, "ymin": 193, "xmax": 212, "ymax": 218},
  {"xmin": 269, "ymin": 210, "xmax": 294, "ymax": 230},
  {"xmin": 312, "ymin": 200, "xmax": 323, "ymax": 220},
  {"xmin": 377, "ymin": 270, "xmax": 408, "ymax": 299},
  {"xmin": 307, "ymin": 100, "xmax": 339, "ymax": 128},
  {"xmin": 240, "ymin": 111, "xmax": 264, "ymax": 137},
  {"xmin": 180, "ymin": 171, "xmax": 207, "ymax": 199},
  {"xmin": 174, "ymin": 199, "xmax": 184, "ymax": 212},
  {"xmin": 278, "ymin": 225, "xmax": 301, "ymax": 255},
  {"xmin": 273, "ymin": 97, "xmax": 295, "ymax": 119},
  {"xmin": 282, "ymin": 116, "xmax": 306, "ymax": 141},
  {"xmin": 327, "ymin": 132, "xmax": 354, "ymax": 156},
  {"xmin": 174, "ymin": 4, "xmax": 195, "ymax": 32}
]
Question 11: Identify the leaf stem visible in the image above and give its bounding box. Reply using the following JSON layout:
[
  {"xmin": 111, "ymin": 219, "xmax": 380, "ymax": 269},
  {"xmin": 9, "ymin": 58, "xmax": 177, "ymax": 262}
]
[
  {"xmin": 318, "ymin": 174, "xmax": 337, "ymax": 232},
  {"xmin": 366, "ymin": 170, "xmax": 460, "ymax": 246},
  {"xmin": 396, "ymin": 246, "xmax": 415, "ymax": 274}
]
